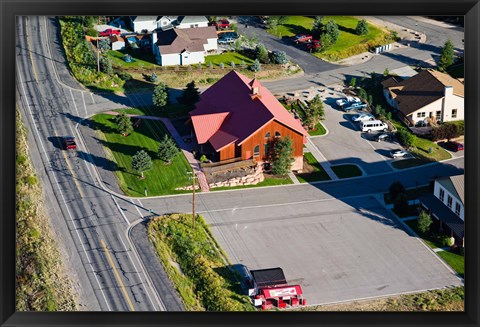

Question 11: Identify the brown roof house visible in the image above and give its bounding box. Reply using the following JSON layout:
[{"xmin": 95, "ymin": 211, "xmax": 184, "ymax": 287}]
[
  {"xmin": 152, "ymin": 26, "xmax": 217, "ymax": 66},
  {"xmin": 419, "ymin": 174, "xmax": 464, "ymax": 247},
  {"xmin": 381, "ymin": 69, "xmax": 464, "ymax": 126}
]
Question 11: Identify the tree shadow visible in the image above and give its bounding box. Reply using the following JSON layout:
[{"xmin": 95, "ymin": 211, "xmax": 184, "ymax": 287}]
[
  {"xmin": 337, "ymin": 24, "xmax": 357, "ymax": 35},
  {"xmin": 76, "ymin": 150, "xmax": 124, "ymax": 173},
  {"xmin": 94, "ymin": 136, "xmax": 157, "ymax": 160},
  {"xmin": 281, "ymin": 24, "xmax": 311, "ymax": 36}
]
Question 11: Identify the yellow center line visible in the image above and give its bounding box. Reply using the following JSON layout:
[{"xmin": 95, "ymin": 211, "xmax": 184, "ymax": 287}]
[
  {"xmin": 54, "ymin": 130, "xmax": 85, "ymax": 198},
  {"xmin": 101, "ymin": 239, "xmax": 136, "ymax": 311},
  {"xmin": 25, "ymin": 17, "xmax": 39, "ymax": 82}
]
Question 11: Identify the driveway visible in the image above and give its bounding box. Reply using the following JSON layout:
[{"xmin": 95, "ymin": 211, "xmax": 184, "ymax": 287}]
[
  {"xmin": 235, "ymin": 16, "xmax": 340, "ymax": 74},
  {"xmin": 201, "ymin": 194, "xmax": 463, "ymax": 306}
]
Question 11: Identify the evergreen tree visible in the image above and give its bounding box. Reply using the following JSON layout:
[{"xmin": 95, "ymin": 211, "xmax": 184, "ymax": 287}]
[
  {"xmin": 319, "ymin": 33, "xmax": 334, "ymax": 51},
  {"xmin": 152, "ymin": 82, "xmax": 169, "ymax": 109},
  {"xmin": 438, "ymin": 39, "xmax": 455, "ymax": 72},
  {"xmin": 114, "ymin": 112, "xmax": 133, "ymax": 136},
  {"xmin": 131, "ymin": 150, "xmax": 152, "ymax": 179},
  {"xmin": 255, "ymin": 43, "xmax": 269, "ymax": 64},
  {"xmin": 305, "ymin": 95, "xmax": 325, "ymax": 129},
  {"xmin": 266, "ymin": 17, "xmax": 279, "ymax": 30},
  {"xmin": 271, "ymin": 136, "xmax": 294, "ymax": 175},
  {"xmin": 178, "ymin": 81, "xmax": 200, "ymax": 106},
  {"xmin": 383, "ymin": 68, "xmax": 390, "ymax": 76},
  {"xmin": 250, "ymin": 59, "xmax": 261, "ymax": 72},
  {"xmin": 271, "ymin": 50, "xmax": 288, "ymax": 64},
  {"xmin": 417, "ymin": 211, "xmax": 433, "ymax": 233},
  {"xmin": 158, "ymin": 134, "xmax": 179, "ymax": 164},
  {"xmin": 349, "ymin": 77, "xmax": 357, "ymax": 88},
  {"xmin": 99, "ymin": 55, "xmax": 113, "ymax": 74},
  {"xmin": 355, "ymin": 19, "xmax": 369, "ymax": 35},
  {"xmin": 97, "ymin": 38, "xmax": 111, "ymax": 52},
  {"xmin": 323, "ymin": 20, "xmax": 339, "ymax": 43}
]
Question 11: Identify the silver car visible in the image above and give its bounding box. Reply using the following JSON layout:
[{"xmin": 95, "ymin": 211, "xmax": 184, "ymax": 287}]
[
  {"xmin": 390, "ymin": 149, "xmax": 409, "ymax": 158},
  {"xmin": 352, "ymin": 113, "xmax": 375, "ymax": 122}
]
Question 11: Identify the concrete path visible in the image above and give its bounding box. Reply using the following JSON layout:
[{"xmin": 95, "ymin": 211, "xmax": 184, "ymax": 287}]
[
  {"xmin": 104, "ymin": 111, "xmax": 210, "ymax": 192},
  {"xmin": 287, "ymin": 172, "xmax": 300, "ymax": 184},
  {"xmin": 305, "ymin": 138, "xmax": 339, "ymax": 181}
]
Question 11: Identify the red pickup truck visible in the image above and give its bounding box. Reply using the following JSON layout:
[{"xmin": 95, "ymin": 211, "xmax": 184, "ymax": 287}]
[
  {"xmin": 210, "ymin": 19, "xmax": 230, "ymax": 29},
  {"xmin": 63, "ymin": 137, "xmax": 77, "ymax": 150},
  {"xmin": 99, "ymin": 28, "xmax": 121, "ymax": 37},
  {"xmin": 293, "ymin": 34, "xmax": 313, "ymax": 44}
]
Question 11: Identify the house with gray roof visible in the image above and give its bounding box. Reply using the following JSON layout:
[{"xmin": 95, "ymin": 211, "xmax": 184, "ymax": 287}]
[
  {"xmin": 419, "ymin": 174, "xmax": 464, "ymax": 246},
  {"xmin": 152, "ymin": 26, "xmax": 218, "ymax": 66}
]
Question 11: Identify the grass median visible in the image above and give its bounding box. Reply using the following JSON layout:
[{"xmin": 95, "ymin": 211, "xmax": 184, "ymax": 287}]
[
  {"xmin": 91, "ymin": 112, "xmax": 191, "ymax": 196},
  {"xmin": 296, "ymin": 153, "xmax": 331, "ymax": 183},
  {"xmin": 331, "ymin": 164, "xmax": 362, "ymax": 178},
  {"xmin": 147, "ymin": 214, "xmax": 254, "ymax": 311}
]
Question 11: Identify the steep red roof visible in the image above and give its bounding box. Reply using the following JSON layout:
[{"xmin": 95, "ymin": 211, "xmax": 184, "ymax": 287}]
[{"xmin": 190, "ymin": 70, "xmax": 308, "ymax": 151}]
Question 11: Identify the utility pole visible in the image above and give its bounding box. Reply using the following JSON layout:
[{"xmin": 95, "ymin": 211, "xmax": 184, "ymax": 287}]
[
  {"xmin": 187, "ymin": 170, "xmax": 196, "ymax": 229},
  {"xmin": 97, "ymin": 48, "xmax": 100, "ymax": 73}
]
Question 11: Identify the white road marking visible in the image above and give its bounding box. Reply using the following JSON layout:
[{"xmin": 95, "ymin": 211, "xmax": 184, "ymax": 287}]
[
  {"xmin": 134, "ymin": 199, "xmax": 144, "ymax": 218},
  {"xmin": 90, "ymin": 92, "xmax": 95, "ymax": 104},
  {"xmin": 17, "ymin": 64, "xmax": 112, "ymax": 311},
  {"xmin": 110, "ymin": 194, "xmax": 131, "ymax": 227},
  {"xmin": 82, "ymin": 91, "xmax": 88, "ymax": 116},
  {"xmin": 69, "ymin": 88, "xmax": 80, "ymax": 118}
]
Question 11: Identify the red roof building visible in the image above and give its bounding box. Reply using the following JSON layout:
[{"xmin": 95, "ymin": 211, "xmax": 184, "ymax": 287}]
[{"xmin": 190, "ymin": 70, "xmax": 308, "ymax": 171}]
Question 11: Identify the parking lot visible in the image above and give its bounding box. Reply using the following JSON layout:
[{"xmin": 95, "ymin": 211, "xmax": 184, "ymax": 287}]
[{"xmin": 203, "ymin": 194, "xmax": 463, "ymax": 306}]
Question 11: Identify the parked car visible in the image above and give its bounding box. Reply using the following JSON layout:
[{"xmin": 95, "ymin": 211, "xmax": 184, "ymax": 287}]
[
  {"xmin": 306, "ymin": 40, "xmax": 320, "ymax": 50},
  {"xmin": 444, "ymin": 141, "xmax": 464, "ymax": 152},
  {"xmin": 63, "ymin": 137, "xmax": 77, "ymax": 150},
  {"xmin": 336, "ymin": 96, "xmax": 355, "ymax": 107},
  {"xmin": 215, "ymin": 19, "xmax": 231, "ymax": 29},
  {"xmin": 375, "ymin": 133, "xmax": 391, "ymax": 142},
  {"xmin": 99, "ymin": 28, "xmax": 121, "ymax": 37},
  {"xmin": 360, "ymin": 120, "xmax": 388, "ymax": 133},
  {"xmin": 352, "ymin": 113, "xmax": 375, "ymax": 122},
  {"xmin": 218, "ymin": 37, "xmax": 235, "ymax": 44},
  {"xmin": 219, "ymin": 31, "xmax": 238, "ymax": 39},
  {"xmin": 390, "ymin": 149, "xmax": 409, "ymax": 158},
  {"xmin": 342, "ymin": 101, "xmax": 368, "ymax": 112},
  {"xmin": 293, "ymin": 34, "xmax": 313, "ymax": 43}
]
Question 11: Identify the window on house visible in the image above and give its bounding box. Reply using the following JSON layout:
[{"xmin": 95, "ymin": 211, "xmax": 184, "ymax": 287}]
[
  {"xmin": 436, "ymin": 111, "xmax": 441, "ymax": 120},
  {"xmin": 190, "ymin": 24, "xmax": 194, "ymax": 28},
  {"xmin": 265, "ymin": 132, "xmax": 271, "ymax": 138},
  {"xmin": 455, "ymin": 202, "xmax": 461, "ymax": 216},
  {"xmin": 452, "ymin": 109, "xmax": 457, "ymax": 118},
  {"xmin": 253, "ymin": 145, "xmax": 260, "ymax": 157},
  {"xmin": 439, "ymin": 188, "xmax": 445, "ymax": 201},
  {"xmin": 447, "ymin": 195, "xmax": 453, "ymax": 209},
  {"xmin": 264, "ymin": 143, "xmax": 270, "ymax": 157},
  {"xmin": 275, "ymin": 131, "xmax": 281, "ymax": 137},
  {"xmin": 417, "ymin": 112, "xmax": 426, "ymax": 118}
]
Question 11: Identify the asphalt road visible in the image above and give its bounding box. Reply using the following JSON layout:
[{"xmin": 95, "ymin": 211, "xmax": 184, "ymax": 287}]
[{"xmin": 16, "ymin": 16, "xmax": 179, "ymax": 311}]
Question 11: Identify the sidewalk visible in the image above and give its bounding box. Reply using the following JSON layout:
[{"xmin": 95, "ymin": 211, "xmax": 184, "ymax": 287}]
[
  {"xmin": 104, "ymin": 111, "xmax": 210, "ymax": 192},
  {"xmin": 305, "ymin": 138, "xmax": 339, "ymax": 181}
]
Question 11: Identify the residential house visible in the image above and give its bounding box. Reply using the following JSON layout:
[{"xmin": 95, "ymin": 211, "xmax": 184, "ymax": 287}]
[
  {"xmin": 157, "ymin": 16, "xmax": 178, "ymax": 30},
  {"xmin": 152, "ymin": 27, "xmax": 217, "ymax": 66},
  {"xmin": 174, "ymin": 16, "xmax": 209, "ymax": 29},
  {"xmin": 381, "ymin": 69, "xmax": 464, "ymax": 126},
  {"xmin": 419, "ymin": 174, "xmax": 464, "ymax": 246},
  {"xmin": 129, "ymin": 16, "xmax": 159, "ymax": 33},
  {"xmin": 189, "ymin": 70, "xmax": 308, "ymax": 171},
  {"xmin": 109, "ymin": 35, "xmax": 125, "ymax": 51}
]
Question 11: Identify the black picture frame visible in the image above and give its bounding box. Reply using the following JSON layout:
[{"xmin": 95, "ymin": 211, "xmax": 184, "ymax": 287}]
[{"xmin": 2, "ymin": 0, "xmax": 478, "ymax": 326}]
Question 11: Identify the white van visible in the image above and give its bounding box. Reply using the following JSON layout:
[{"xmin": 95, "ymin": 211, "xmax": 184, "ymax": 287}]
[{"xmin": 360, "ymin": 120, "xmax": 388, "ymax": 133}]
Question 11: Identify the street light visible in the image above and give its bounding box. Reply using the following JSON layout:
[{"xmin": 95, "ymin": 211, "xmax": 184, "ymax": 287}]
[{"xmin": 186, "ymin": 170, "xmax": 197, "ymax": 229}]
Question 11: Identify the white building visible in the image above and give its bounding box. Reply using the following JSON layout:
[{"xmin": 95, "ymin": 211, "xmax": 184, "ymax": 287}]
[
  {"xmin": 174, "ymin": 16, "xmax": 209, "ymax": 29},
  {"xmin": 420, "ymin": 174, "xmax": 464, "ymax": 246},
  {"xmin": 130, "ymin": 16, "xmax": 159, "ymax": 33},
  {"xmin": 157, "ymin": 16, "xmax": 178, "ymax": 30},
  {"xmin": 152, "ymin": 26, "xmax": 217, "ymax": 66},
  {"xmin": 381, "ymin": 69, "xmax": 464, "ymax": 126},
  {"xmin": 109, "ymin": 35, "xmax": 125, "ymax": 51}
]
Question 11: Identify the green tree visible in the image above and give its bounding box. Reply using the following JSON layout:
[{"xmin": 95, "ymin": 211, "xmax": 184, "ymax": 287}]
[
  {"xmin": 271, "ymin": 50, "xmax": 288, "ymax": 64},
  {"xmin": 349, "ymin": 77, "xmax": 357, "ymax": 88},
  {"xmin": 367, "ymin": 94, "xmax": 373, "ymax": 106},
  {"xmin": 266, "ymin": 17, "xmax": 279, "ymax": 30},
  {"xmin": 149, "ymin": 72, "xmax": 158, "ymax": 82},
  {"xmin": 277, "ymin": 16, "xmax": 289, "ymax": 25},
  {"xmin": 383, "ymin": 68, "xmax": 390, "ymax": 76},
  {"xmin": 255, "ymin": 43, "xmax": 269, "ymax": 64},
  {"xmin": 358, "ymin": 87, "xmax": 368, "ymax": 100},
  {"xmin": 99, "ymin": 55, "xmax": 113, "ymax": 74},
  {"xmin": 114, "ymin": 112, "xmax": 133, "ymax": 136},
  {"xmin": 250, "ymin": 59, "xmax": 261, "ymax": 72},
  {"xmin": 355, "ymin": 19, "xmax": 369, "ymax": 35},
  {"xmin": 271, "ymin": 136, "xmax": 294, "ymax": 175},
  {"xmin": 323, "ymin": 19, "xmax": 339, "ymax": 43},
  {"xmin": 131, "ymin": 150, "xmax": 152, "ymax": 179},
  {"xmin": 389, "ymin": 181, "xmax": 405, "ymax": 202},
  {"xmin": 312, "ymin": 16, "xmax": 324, "ymax": 37},
  {"xmin": 219, "ymin": 62, "xmax": 225, "ymax": 69},
  {"xmin": 158, "ymin": 134, "xmax": 179, "ymax": 164},
  {"xmin": 319, "ymin": 33, "xmax": 334, "ymax": 51},
  {"xmin": 396, "ymin": 129, "xmax": 416, "ymax": 148},
  {"xmin": 178, "ymin": 81, "xmax": 200, "ymax": 106},
  {"xmin": 417, "ymin": 210, "xmax": 433, "ymax": 233},
  {"xmin": 152, "ymin": 82, "xmax": 169, "ymax": 109},
  {"xmin": 97, "ymin": 38, "xmax": 110, "ymax": 52},
  {"xmin": 438, "ymin": 39, "xmax": 455, "ymax": 72},
  {"xmin": 305, "ymin": 95, "xmax": 325, "ymax": 129}
]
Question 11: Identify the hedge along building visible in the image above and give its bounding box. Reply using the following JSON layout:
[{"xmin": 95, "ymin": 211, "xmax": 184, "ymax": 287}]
[{"xmin": 189, "ymin": 70, "xmax": 308, "ymax": 171}]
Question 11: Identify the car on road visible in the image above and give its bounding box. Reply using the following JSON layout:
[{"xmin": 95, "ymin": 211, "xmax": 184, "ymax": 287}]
[
  {"xmin": 342, "ymin": 101, "xmax": 368, "ymax": 112},
  {"xmin": 352, "ymin": 113, "xmax": 375, "ymax": 122},
  {"xmin": 63, "ymin": 137, "xmax": 77, "ymax": 150},
  {"xmin": 444, "ymin": 141, "xmax": 464, "ymax": 152},
  {"xmin": 375, "ymin": 133, "xmax": 391, "ymax": 142},
  {"xmin": 390, "ymin": 149, "xmax": 409, "ymax": 158},
  {"xmin": 99, "ymin": 28, "xmax": 121, "ymax": 37},
  {"xmin": 293, "ymin": 34, "xmax": 313, "ymax": 43}
]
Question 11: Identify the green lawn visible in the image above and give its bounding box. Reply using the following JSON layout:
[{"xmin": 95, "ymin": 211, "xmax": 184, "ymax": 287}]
[
  {"xmin": 437, "ymin": 250, "xmax": 464, "ymax": 278},
  {"xmin": 211, "ymin": 175, "xmax": 293, "ymax": 191},
  {"xmin": 107, "ymin": 50, "xmax": 158, "ymax": 69},
  {"xmin": 91, "ymin": 112, "xmax": 191, "ymax": 196},
  {"xmin": 331, "ymin": 164, "xmax": 362, "ymax": 179},
  {"xmin": 404, "ymin": 219, "xmax": 443, "ymax": 249},
  {"xmin": 268, "ymin": 16, "xmax": 392, "ymax": 61},
  {"xmin": 384, "ymin": 185, "xmax": 431, "ymax": 205},
  {"xmin": 296, "ymin": 153, "xmax": 331, "ymax": 183},
  {"xmin": 204, "ymin": 52, "xmax": 254, "ymax": 67},
  {"xmin": 308, "ymin": 122, "xmax": 327, "ymax": 136},
  {"xmin": 410, "ymin": 136, "xmax": 451, "ymax": 162}
]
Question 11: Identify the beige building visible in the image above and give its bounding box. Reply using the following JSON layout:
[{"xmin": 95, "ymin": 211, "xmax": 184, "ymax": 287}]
[{"xmin": 381, "ymin": 69, "xmax": 464, "ymax": 126}]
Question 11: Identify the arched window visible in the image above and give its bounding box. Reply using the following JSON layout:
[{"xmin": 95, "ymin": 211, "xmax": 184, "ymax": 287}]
[
  {"xmin": 253, "ymin": 145, "xmax": 260, "ymax": 157},
  {"xmin": 275, "ymin": 131, "xmax": 281, "ymax": 137},
  {"xmin": 265, "ymin": 132, "xmax": 271, "ymax": 138}
]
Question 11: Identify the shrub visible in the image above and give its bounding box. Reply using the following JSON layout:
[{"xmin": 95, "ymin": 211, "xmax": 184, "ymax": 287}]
[
  {"xmin": 219, "ymin": 62, "xmax": 225, "ymax": 69},
  {"xmin": 349, "ymin": 77, "xmax": 357, "ymax": 88},
  {"xmin": 383, "ymin": 68, "xmax": 390, "ymax": 76},
  {"xmin": 438, "ymin": 235, "xmax": 454, "ymax": 247},
  {"xmin": 417, "ymin": 211, "xmax": 433, "ymax": 233},
  {"xmin": 250, "ymin": 59, "xmax": 261, "ymax": 72},
  {"xmin": 230, "ymin": 61, "xmax": 236, "ymax": 68},
  {"xmin": 355, "ymin": 19, "xmax": 369, "ymax": 35},
  {"xmin": 396, "ymin": 129, "xmax": 416, "ymax": 148},
  {"xmin": 254, "ymin": 43, "xmax": 269, "ymax": 64},
  {"xmin": 206, "ymin": 77, "xmax": 217, "ymax": 83},
  {"xmin": 149, "ymin": 72, "xmax": 158, "ymax": 82},
  {"xmin": 97, "ymin": 39, "xmax": 110, "ymax": 52},
  {"xmin": 208, "ymin": 61, "xmax": 213, "ymax": 69},
  {"xmin": 358, "ymin": 87, "xmax": 368, "ymax": 100},
  {"xmin": 115, "ymin": 70, "xmax": 132, "ymax": 81},
  {"xmin": 271, "ymin": 50, "xmax": 288, "ymax": 64}
]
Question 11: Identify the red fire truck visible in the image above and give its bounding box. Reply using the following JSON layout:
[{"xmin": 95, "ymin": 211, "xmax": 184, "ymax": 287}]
[{"xmin": 247, "ymin": 267, "xmax": 306, "ymax": 310}]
